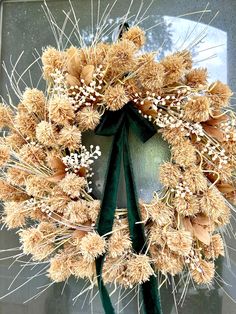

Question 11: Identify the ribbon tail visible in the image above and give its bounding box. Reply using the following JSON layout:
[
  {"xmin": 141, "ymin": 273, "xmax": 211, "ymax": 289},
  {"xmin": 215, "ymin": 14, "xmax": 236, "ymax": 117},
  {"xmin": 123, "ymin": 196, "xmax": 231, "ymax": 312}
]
[
  {"xmin": 96, "ymin": 255, "xmax": 115, "ymax": 314},
  {"xmin": 123, "ymin": 122, "xmax": 162, "ymax": 314},
  {"xmin": 95, "ymin": 120, "xmax": 125, "ymax": 314}
]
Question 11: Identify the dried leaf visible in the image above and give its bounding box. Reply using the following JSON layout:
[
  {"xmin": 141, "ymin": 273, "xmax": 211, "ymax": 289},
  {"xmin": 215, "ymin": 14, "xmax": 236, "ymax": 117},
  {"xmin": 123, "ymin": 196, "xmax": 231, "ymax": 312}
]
[
  {"xmin": 77, "ymin": 167, "xmax": 87, "ymax": 177},
  {"xmin": 192, "ymin": 214, "xmax": 210, "ymax": 226},
  {"xmin": 47, "ymin": 171, "xmax": 66, "ymax": 182},
  {"xmin": 81, "ymin": 65, "xmax": 95, "ymax": 85},
  {"xmin": 205, "ymin": 114, "xmax": 227, "ymax": 126},
  {"xmin": 192, "ymin": 223, "xmax": 211, "ymax": 245},
  {"xmin": 50, "ymin": 157, "xmax": 66, "ymax": 172},
  {"xmin": 66, "ymin": 74, "xmax": 81, "ymax": 87},
  {"xmin": 183, "ymin": 217, "xmax": 193, "ymax": 233},
  {"xmin": 202, "ymin": 124, "xmax": 224, "ymax": 142},
  {"xmin": 217, "ymin": 183, "xmax": 235, "ymax": 193}
]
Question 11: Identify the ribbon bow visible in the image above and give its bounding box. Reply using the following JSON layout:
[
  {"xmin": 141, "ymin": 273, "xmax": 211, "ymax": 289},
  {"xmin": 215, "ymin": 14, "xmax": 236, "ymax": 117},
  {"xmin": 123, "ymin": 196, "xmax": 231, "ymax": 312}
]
[{"xmin": 95, "ymin": 102, "xmax": 162, "ymax": 314}]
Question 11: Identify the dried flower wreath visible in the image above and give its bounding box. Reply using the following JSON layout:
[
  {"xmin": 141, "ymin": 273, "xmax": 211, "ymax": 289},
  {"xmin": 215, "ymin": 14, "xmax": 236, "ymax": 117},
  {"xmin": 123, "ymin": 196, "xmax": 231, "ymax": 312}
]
[{"xmin": 0, "ymin": 16, "xmax": 236, "ymax": 314}]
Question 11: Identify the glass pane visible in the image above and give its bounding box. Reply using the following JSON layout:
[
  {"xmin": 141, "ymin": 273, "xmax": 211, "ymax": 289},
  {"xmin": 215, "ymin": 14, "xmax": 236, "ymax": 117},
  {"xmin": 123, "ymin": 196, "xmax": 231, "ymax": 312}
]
[{"xmin": 0, "ymin": 1, "xmax": 235, "ymax": 313}]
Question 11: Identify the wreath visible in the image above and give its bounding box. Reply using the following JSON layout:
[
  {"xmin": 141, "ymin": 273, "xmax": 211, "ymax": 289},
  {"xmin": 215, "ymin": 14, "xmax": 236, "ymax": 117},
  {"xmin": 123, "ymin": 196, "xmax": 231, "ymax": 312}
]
[{"xmin": 0, "ymin": 21, "xmax": 235, "ymax": 314}]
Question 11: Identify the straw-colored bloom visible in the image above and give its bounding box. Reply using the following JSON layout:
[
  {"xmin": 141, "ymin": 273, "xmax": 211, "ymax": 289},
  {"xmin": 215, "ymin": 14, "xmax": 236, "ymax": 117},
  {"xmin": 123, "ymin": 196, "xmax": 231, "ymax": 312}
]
[
  {"xmin": 191, "ymin": 259, "xmax": 214, "ymax": 284},
  {"xmin": 208, "ymin": 80, "xmax": 232, "ymax": 108},
  {"xmin": 22, "ymin": 88, "xmax": 46, "ymax": 116},
  {"xmin": 138, "ymin": 58, "xmax": 164, "ymax": 92},
  {"xmin": 3, "ymin": 201, "xmax": 27, "ymax": 229},
  {"xmin": 159, "ymin": 162, "xmax": 181, "ymax": 188},
  {"xmin": 59, "ymin": 173, "xmax": 87, "ymax": 198},
  {"xmin": 126, "ymin": 254, "xmax": 154, "ymax": 285},
  {"xmin": 76, "ymin": 107, "xmax": 100, "ymax": 131},
  {"xmin": 49, "ymin": 96, "xmax": 75, "ymax": 126},
  {"xmin": 172, "ymin": 140, "xmax": 197, "ymax": 168},
  {"xmin": 161, "ymin": 54, "xmax": 185, "ymax": 85},
  {"xmin": 80, "ymin": 232, "xmax": 106, "ymax": 261},
  {"xmin": 64, "ymin": 200, "xmax": 88, "ymax": 224},
  {"xmin": 58, "ymin": 125, "xmax": 81, "ymax": 150},
  {"xmin": 186, "ymin": 68, "xmax": 208, "ymax": 87},
  {"xmin": 48, "ymin": 251, "xmax": 72, "ymax": 282},
  {"xmin": 104, "ymin": 84, "xmax": 129, "ymax": 111},
  {"xmin": 166, "ymin": 230, "xmax": 193, "ymax": 256},
  {"xmin": 71, "ymin": 257, "xmax": 95, "ymax": 279},
  {"xmin": 108, "ymin": 230, "xmax": 131, "ymax": 258},
  {"xmin": 0, "ymin": 104, "xmax": 14, "ymax": 129},
  {"xmin": 106, "ymin": 39, "xmax": 136, "ymax": 74},
  {"xmin": 203, "ymin": 234, "xmax": 224, "ymax": 259},
  {"xmin": 36, "ymin": 121, "xmax": 57, "ymax": 146},
  {"xmin": 19, "ymin": 144, "xmax": 46, "ymax": 166},
  {"xmin": 0, "ymin": 145, "xmax": 10, "ymax": 166},
  {"xmin": 184, "ymin": 96, "xmax": 211, "ymax": 122},
  {"xmin": 122, "ymin": 26, "xmax": 146, "ymax": 49},
  {"xmin": 42, "ymin": 46, "xmax": 64, "ymax": 80}
]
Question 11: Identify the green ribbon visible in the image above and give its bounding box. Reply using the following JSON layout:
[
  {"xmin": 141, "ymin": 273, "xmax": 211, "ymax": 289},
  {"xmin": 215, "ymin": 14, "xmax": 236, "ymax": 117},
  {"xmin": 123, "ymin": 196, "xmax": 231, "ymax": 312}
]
[{"xmin": 95, "ymin": 102, "xmax": 162, "ymax": 314}]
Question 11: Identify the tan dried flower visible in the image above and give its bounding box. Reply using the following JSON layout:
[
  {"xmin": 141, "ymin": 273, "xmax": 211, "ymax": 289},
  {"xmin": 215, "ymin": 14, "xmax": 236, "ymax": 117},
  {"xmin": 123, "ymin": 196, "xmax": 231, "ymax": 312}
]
[
  {"xmin": 103, "ymin": 257, "xmax": 127, "ymax": 285},
  {"xmin": 106, "ymin": 39, "xmax": 136, "ymax": 75},
  {"xmin": 59, "ymin": 173, "xmax": 87, "ymax": 198},
  {"xmin": 20, "ymin": 230, "xmax": 53, "ymax": 261},
  {"xmin": 87, "ymin": 199, "xmax": 100, "ymax": 222},
  {"xmin": 49, "ymin": 96, "xmax": 75, "ymax": 126},
  {"xmin": 15, "ymin": 111, "xmax": 37, "ymax": 139},
  {"xmin": 48, "ymin": 252, "xmax": 72, "ymax": 282},
  {"xmin": 22, "ymin": 88, "xmax": 46, "ymax": 116},
  {"xmin": 25, "ymin": 176, "xmax": 53, "ymax": 197},
  {"xmin": 191, "ymin": 259, "xmax": 214, "ymax": 284},
  {"xmin": 184, "ymin": 96, "xmax": 211, "ymax": 122},
  {"xmin": 48, "ymin": 186, "xmax": 71, "ymax": 213},
  {"xmin": 174, "ymin": 195, "xmax": 200, "ymax": 216},
  {"xmin": 71, "ymin": 257, "xmax": 95, "ymax": 279},
  {"xmin": 19, "ymin": 144, "xmax": 46, "ymax": 166},
  {"xmin": 138, "ymin": 60, "xmax": 164, "ymax": 92},
  {"xmin": 5, "ymin": 132, "xmax": 26, "ymax": 151},
  {"xmin": 108, "ymin": 230, "xmax": 131, "ymax": 258},
  {"xmin": 104, "ymin": 84, "xmax": 129, "ymax": 111},
  {"xmin": 0, "ymin": 145, "xmax": 10, "ymax": 166},
  {"xmin": 172, "ymin": 140, "xmax": 197, "ymax": 168},
  {"xmin": 148, "ymin": 199, "xmax": 173, "ymax": 226},
  {"xmin": 36, "ymin": 121, "xmax": 57, "ymax": 146},
  {"xmin": 154, "ymin": 249, "xmax": 184, "ymax": 275},
  {"xmin": 122, "ymin": 26, "xmax": 146, "ymax": 49},
  {"xmin": 200, "ymin": 187, "xmax": 229, "ymax": 223},
  {"xmin": 183, "ymin": 166, "xmax": 208, "ymax": 193},
  {"xmin": 159, "ymin": 162, "xmax": 181, "ymax": 188},
  {"xmin": 58, "ymin": 125, "xmax": 81, "ymax": 150},
  {"xmin": 166, "ymin": 230, "xmax": 193, "ymax": 256},
  {"xmin": 160, "ymin": 127, "xmax": 188, "ymax": 146},
  {"xmin": 80, "ymin": 232, "xmax": 106, "ymax": 261},
  {"xmin": 161, "ymin": 54, "xmax": 185, "ymax": 85},
  {"xmin": 0, "ymin": 104, "xmax": 14, "ymax": 129},
  {"xmin": 0, "ymin": 180, "xmax": 29, "ymax": 202},
  {"xmin": 84, "ymin": 43, "xmax": 110, "ymax": 67},
  {"xmin": 76, "ymin": 107, "xmax": 100, "ymax": 131},
  {"xmin": 208, "ymin": 80, "xmax": 232, "ymax": 109},
  {"xmin": 3, "ymin": 201, "xmax": 27, "ymax": 229},
  {"xmin": 203, "ymin": 234, "xmax": 224, "ymax": 259},
  {"xmin": 64, "ymin": 200, "xmax": 88, "ymax": 224},
  {"xmin": 126, "ymin": 254, "xmax": 154, "ymax": 285},
  {"xmin": 175, "ymin": 50, "xmax": 193, "ymax": 70},
  {"xmin": 149, "ymin": 224, "xmax": 167, "ymax": 247},
  {"xmin": 7, "ymin": 167, "xmax": 30, "ymax": 186},
  {"xmin": 186, "ymin": 68, "xmax": 208, "ymax": 87},
  {"xmin": 42, "ymin": 47, "xmax": 64, "ymax": 80}
]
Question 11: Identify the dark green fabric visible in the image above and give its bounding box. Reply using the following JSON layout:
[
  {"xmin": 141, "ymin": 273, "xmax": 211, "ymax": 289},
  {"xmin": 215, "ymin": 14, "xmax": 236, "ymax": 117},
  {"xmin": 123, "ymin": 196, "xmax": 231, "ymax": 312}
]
[{"xmin": 95, "ymin": 102, "xmax": 162, "ymax": 314}]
